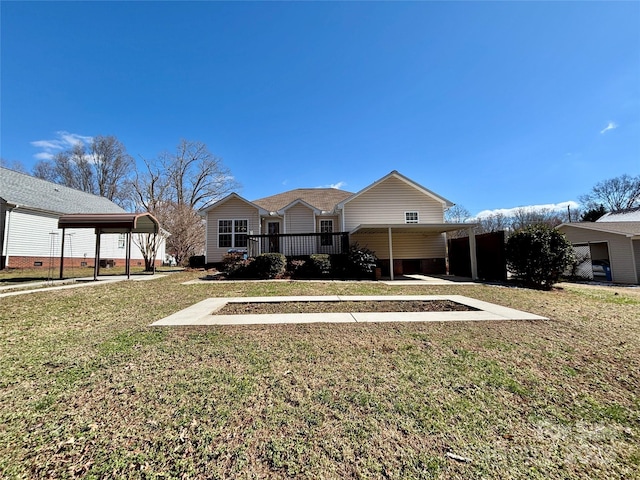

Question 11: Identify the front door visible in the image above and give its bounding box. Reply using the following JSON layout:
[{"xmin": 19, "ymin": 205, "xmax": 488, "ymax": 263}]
[{"xmin": 268, "ymin": 222, "xmax": 280, "ymax": 253}]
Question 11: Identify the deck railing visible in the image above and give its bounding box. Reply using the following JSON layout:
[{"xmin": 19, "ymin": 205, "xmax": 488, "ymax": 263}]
[{"xmin": 247, "ymin": 232, "xmax": 350, "ymax": 257}]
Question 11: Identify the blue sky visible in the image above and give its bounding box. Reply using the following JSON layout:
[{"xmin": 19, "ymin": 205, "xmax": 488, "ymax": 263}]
[{"xmin": 2, "ymin": 1, "xmax": 639, "ymax": 217}]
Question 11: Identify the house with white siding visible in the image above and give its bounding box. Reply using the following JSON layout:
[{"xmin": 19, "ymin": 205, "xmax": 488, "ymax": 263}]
[
  {"xmin": 558, "ymin": 209, "xmax": 640, "ymax": 284},
  {"xmin": 201, "ymin": 171, "xmax": 477, "ymax": 279},
  {"xmin": 0, "ymin": 166, "xmax": 165, "ymax": 270}
]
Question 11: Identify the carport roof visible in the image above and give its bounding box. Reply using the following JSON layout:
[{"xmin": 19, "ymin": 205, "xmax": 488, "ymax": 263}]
[
  {"xmin": 58, "ymin": 213, "xmax": 160, "ymax": 234},
  {"xmin": 351, "ymin": 223, "xmax": 477, "ymax": 235}
]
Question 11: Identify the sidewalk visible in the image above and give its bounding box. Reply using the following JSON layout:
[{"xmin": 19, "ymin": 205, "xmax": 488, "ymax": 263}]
[
  {"xmin": 151, "ymin": 294, "xmax": 546, "ymax": 326},
  {"xmin": 0, "ymin": 274, "xmax": 165, "ymax": 298}
]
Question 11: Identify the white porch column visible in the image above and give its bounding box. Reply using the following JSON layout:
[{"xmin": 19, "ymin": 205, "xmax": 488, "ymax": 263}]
[
  {"xmin": 468, "ymin": 227, "xmax": 478, "ymax": 280},
  {"xmin": 388, "ymin": 227, "xmax": 394, "ymax": 281}
]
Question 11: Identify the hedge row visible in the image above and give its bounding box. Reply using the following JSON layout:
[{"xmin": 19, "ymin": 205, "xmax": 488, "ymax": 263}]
[{"xmin": 223, "ymin": 244, "xmax": 378, "ymax": 280}]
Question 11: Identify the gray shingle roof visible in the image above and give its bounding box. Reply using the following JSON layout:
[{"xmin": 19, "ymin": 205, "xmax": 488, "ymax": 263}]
[
  {"xmin": 252, "ymin": 188, "xmax": 354, "ymax": 213},
  {"xmin": 0, "ymin": 167, "xmax": 125, "ymax": 214}
]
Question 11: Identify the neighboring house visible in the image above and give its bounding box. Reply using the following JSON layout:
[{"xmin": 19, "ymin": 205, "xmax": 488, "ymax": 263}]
[
  {"xmin": 596, "ymin": 206, "xmax": 640, "ymax": 223},
  {"xmin": 557, "ymin": 218, "xmax": 640, "ymax": 284},
  {"xmin": 201, "ymin": 171, "xmax": 477, "ymax": 279},
  {"xmin": 0, "ymin": 167, "xmax": 166, "ymax": 270}
]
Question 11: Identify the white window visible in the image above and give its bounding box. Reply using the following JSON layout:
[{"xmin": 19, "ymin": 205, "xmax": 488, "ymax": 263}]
[
  {"xmin": 320, "ymin": 219, "xmax": 333, "ymax": 246},
  {"xmin": 405, "ymin": 211, "xmax": 419, "ymax": 224},
  {"xmin": 219, "ymin": 219, "xmax": 248, "ymax": 249},
  {"xmin": 118, "ymin": 233, "xmax": 126, "ymax": 249}
]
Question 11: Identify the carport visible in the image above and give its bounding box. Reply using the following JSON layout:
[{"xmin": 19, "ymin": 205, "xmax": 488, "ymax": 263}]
[
  {"xmin": 350, "ymin": 223, "xmax": 479, "ymax": 281},
  {"xmin": 57, "ymin": 213, "xmax": 160, "ymax": 280}
]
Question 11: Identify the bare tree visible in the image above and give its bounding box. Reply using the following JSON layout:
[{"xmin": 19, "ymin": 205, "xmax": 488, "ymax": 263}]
[
  {"xmin": 444, "ymin": 205, "xmax": 472, "ymax": 224},
  {"xmin": 131, "ymin": 140, "xmax": 239, "ymax": 267},
  {"xmin": 510, "ymin": 207, "xmax": 565, "ymax": 231},
  {"xmin": 474, "ymin": 212, "xmax": 511, "ymax": 234},
  {"xmin": 0, "ymin": 158, "xmax": 28, "ymax": 172},
  {"xmin": 89, "ymin": 135, "xmax": 134, "ymax": 207},
  {"xmin": 133, "ymin": 229, "xmax": 168, "ymax": 272},
  {"xmin": 164, "ymin": 139, "xmax": 237, "ymax": 209},
  {"xmin": 163, "ymin": 203, "xmax": 206, "ymax": 265},
  {"xmin": 129, "ymin": 158, "xmax": 172, "ymax": 270},
  {"xmin": 444, "ymin": 205, "xmax": 473, "ymax": 238},
  {"xmin": 579, "ymin": 174, "xmax": 640, "ymax": 212},
  {"xmin": 33, "ymin": 143, "xmax": 94, "ymax": 192},
  {"xmin": 32, "ymin": 135, "xmax": 133, "ymax": 208}
]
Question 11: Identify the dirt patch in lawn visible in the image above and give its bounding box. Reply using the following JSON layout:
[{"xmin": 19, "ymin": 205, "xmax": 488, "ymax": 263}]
[{"xmin": 216, "ymin": 299, "xmax": 478, "ymax": 315}]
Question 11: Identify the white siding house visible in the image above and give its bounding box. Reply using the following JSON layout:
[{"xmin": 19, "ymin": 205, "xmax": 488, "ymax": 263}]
[
  {"xmin": 201, "ymin": 171, "xmax": 476, "ymax": 278},
  {"xmin": 558, "ymin": 221, "xmax": 640, "ymax": 284},
  {"xmin": 0, "ymin": 167, "xmax": 165, "ymax": 270}
]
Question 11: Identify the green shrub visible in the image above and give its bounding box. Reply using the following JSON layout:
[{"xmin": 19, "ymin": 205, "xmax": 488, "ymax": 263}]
[
  {"xmin": 308, "ymin": 254, "xmax": 331, "ymax": 277},
  {"xmin": 252, "ymin": 253, "xmax": 287, "ymax": 279},
  {"xmin": 346, "ymin": 243, "xmax": 378, "ymax": 279},
  {"xmin": 506, "ymin": 224, "xmax": 575, "ymax": 290},
  {"xmin": 287, "ymin": 259, "xmax": 306, "ymax": 278},
  {"xmin": 222, "ymin": 252, "xmax": 254, "ymax": 278}
]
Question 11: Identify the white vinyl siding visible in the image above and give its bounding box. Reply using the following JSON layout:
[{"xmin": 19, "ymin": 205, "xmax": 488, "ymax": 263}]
[
  {"xmin": 350, "ymin": 232, "xmax": 446, "ymax": 260},
  {"xmin": 559, "ymin": 225, "xmax": 638, "ymax": 284},
  {"xmin": 4, "ymin": 207, "xmax": 149, "ymax": 264},
  {"xmin": 344, "ymin": 175, "xmax": 445, "ymax": 231},
  {"xmin": 285, "ymin": 203, "xmax": 315, "ymax": 234},
  {"xmin": 205, "ymin": 197, "xmax": 260, "ymax": 263}
]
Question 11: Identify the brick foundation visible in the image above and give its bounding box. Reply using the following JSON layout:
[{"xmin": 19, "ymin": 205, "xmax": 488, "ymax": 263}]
[{"xmin": 4, "ymin": 256, "xmax": 162, "ymax": 269}]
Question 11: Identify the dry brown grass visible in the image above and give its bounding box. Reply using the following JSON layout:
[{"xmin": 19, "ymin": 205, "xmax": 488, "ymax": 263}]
[{"xmin": 1, "ymin": 271, "xmax": 638, "ymax": 479}]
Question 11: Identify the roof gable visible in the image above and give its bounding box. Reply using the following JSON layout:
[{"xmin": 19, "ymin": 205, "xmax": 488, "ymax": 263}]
[
  {"xmin": 199, "ymin": 192, "xmax": 266, "ymax": 214},
  {"xmin": 253, "ymin": 188, "xmax": 354, "ymax": 213},
  {"xmin": 278, "ymin": 198, "xmax": 321, "ymax": 215},
  {"xmin": 337, "ymin": 171, "xmax": 454, "ymax": 209},
  {"xmin": 0, "ymin": 166, "xmax": 125, "ymax": 214}
]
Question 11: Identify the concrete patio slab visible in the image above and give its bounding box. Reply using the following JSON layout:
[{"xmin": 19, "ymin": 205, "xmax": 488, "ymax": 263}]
[{"xmin": 150, "ymin": 295, "xmax": 547, "ymax": 326}]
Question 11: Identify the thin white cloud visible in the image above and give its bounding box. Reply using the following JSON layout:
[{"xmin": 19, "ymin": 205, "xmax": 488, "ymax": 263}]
[
  {"xmin": 30, "ymin": 131, "xmax": 93, "ymax": 160},
  {"xmin": 600, "ymin": 122, "xmax": 618, "ymax": 134},
  {"xmin": 316, "ymin": 181, "xmax": 347, "ymax": 189},
  {"xmin": 33, "ymin": 152, "xmax": 55, "ymax": 161},
  {"xmin": 474, "ymin": 201, "xmax": 579, "ymax": 219}
]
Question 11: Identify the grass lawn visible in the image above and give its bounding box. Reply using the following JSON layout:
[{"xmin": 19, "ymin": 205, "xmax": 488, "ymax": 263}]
[{"xmin": 1, "ymin": 271, "xmax": 638, "ymax": 479}]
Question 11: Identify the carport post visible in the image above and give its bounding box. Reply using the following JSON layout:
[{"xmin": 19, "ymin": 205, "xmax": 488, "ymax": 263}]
[
  {"xmin": 59, "ymin": 227, "xmax": 66, "ymax": 279},
  {"xmin": 93, "ymin": 228, "xmax": 101, "ymax": 281},
  {"xmin": 468, "ymin": 227, "xmax": 478, "ymax": 281},
  {"xmin": 126, "ymin": 229, "xmax": 132, "ymax": 279},
  {"xmin": 388, "ymin": 227, "xmax": 394, "ymax": 281}
]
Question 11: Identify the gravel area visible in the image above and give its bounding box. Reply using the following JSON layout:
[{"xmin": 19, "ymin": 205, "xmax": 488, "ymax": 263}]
[{"xmin": 216, "ymin": 300, "xmax": 478, "ymax": 315}]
